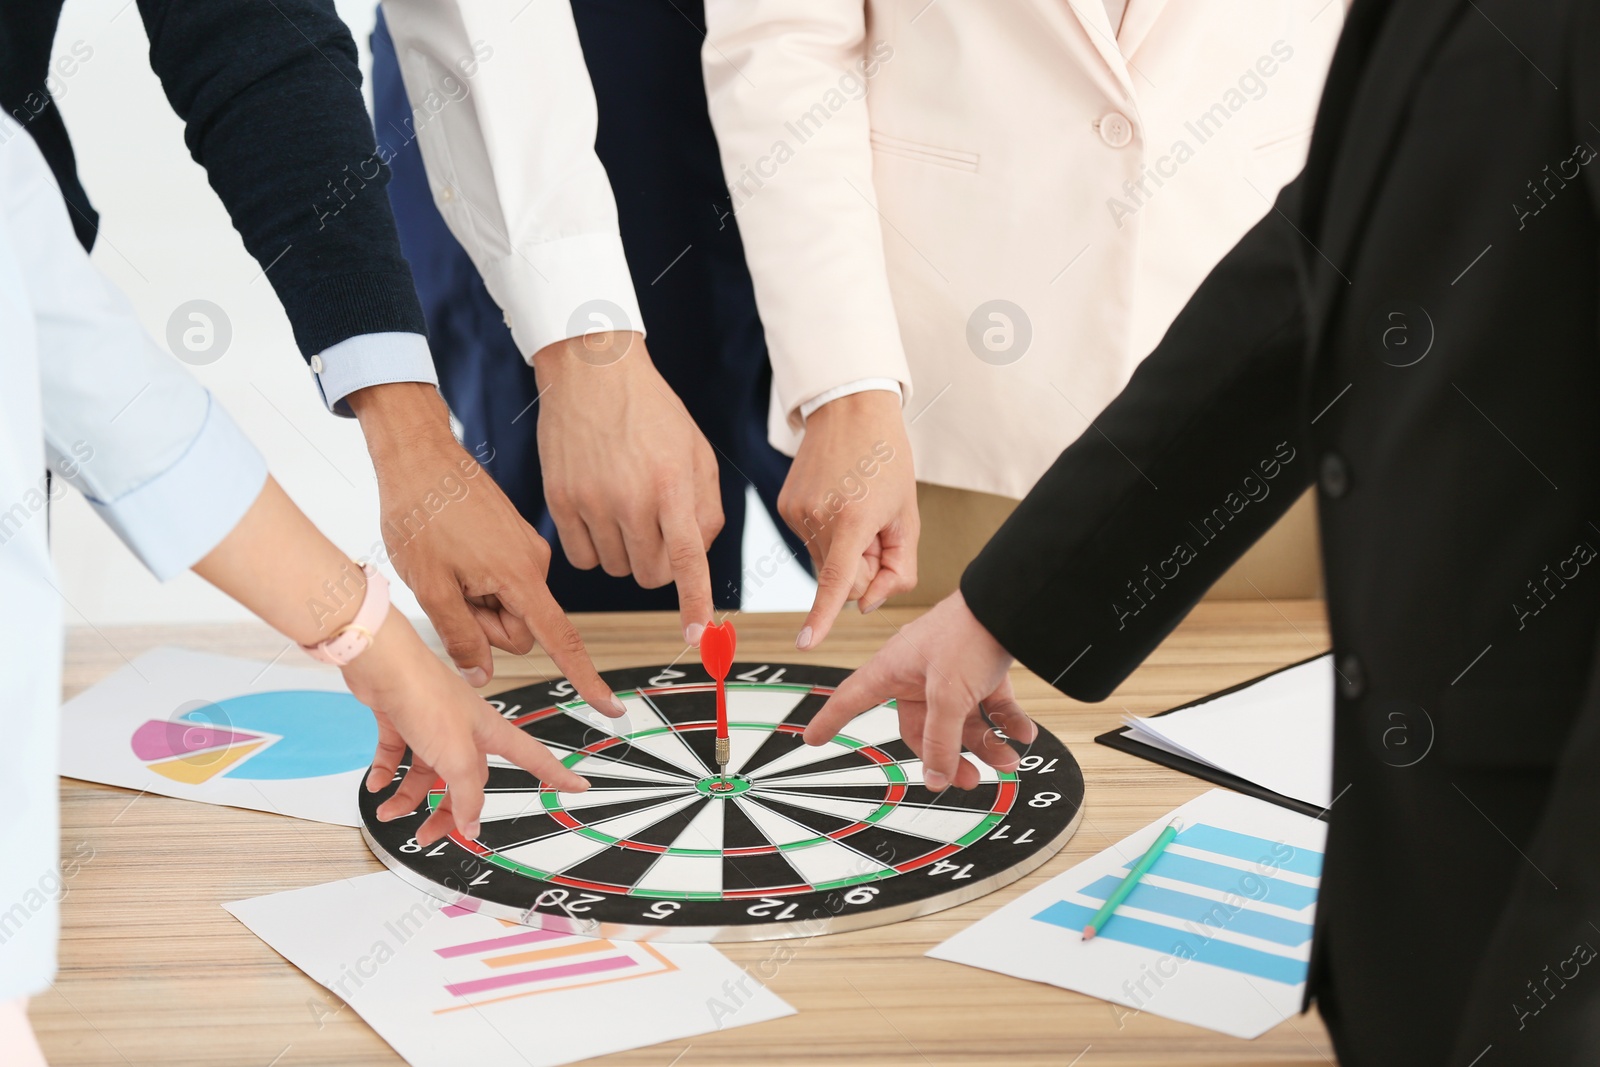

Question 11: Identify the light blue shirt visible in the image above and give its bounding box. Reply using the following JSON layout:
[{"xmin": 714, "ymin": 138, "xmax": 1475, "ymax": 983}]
[
  {"xmin": 311, "ymin": 330, "xmax": 438, "ymax": 417},
  {"xmin": 0, "ymin": 117, "xmax": 267, "ymax": 999}
]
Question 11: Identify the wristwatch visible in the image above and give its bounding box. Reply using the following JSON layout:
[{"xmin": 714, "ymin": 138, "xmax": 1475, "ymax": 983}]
[{"xmin": 301, "ymin": 563, "xmax": 390, "ymax": 665}]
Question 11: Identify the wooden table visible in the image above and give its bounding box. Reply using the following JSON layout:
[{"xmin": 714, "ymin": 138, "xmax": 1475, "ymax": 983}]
[{"xmin": 35, "ymin": 602, "xmax": 1334, "ymax": 1066}]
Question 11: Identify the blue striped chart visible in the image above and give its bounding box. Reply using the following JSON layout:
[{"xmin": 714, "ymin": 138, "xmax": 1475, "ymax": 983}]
[
  {"xmin": 1031, "ymin": 821, "xmax": 1322, "ymax": 986},
  {"xmin": 1134, "ymin": 853, "xmax": 1318, "ymax": 911},
  {"xmin": 1174, "ymin": 824, "xmax": 1323, "ymax": 878},
  {"xmin": 1034, "ymin": 901, "xmax": 1309, "ymax": 984},
  {"xmin": 1075, "ymin": 877, "xmax": 1312, "ymax": 946}
]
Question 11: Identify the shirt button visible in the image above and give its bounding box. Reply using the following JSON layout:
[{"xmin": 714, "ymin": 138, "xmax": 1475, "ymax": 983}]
[
  {"xmin": 439, "ymin": 186, "xmax": 456, "ymax": 203},
  {"xmin": 310, "ymin": 355, "xmax": 324, "ymax": 374},
  {"xmin": 1337, "ymin": 655, "xmax": 1365, "ymax": 700},
  {"xmin": 1319, "ymin": 453, "xmax": 1350, "ymax": 499},
  {"xmin": 1098, "ymin": 112, "xmax": 1134, "ymax": 148}
]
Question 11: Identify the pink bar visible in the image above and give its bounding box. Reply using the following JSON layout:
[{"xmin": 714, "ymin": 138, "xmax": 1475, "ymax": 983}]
[
  {"xmin": 435, "ymin": 928, "xmax": 566, "ymax": 959},
  {"xmin": 444, "ymin": 953, "xmax": 637, "ymax": 997},
  {"xmin": 441, "ymin": 903, "xmax": 481, "ymax": 918}
]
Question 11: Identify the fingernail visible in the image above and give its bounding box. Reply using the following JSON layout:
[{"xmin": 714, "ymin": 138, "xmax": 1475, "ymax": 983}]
[
  {"xmin": 795, "ymin": 626, "xmax": 813, "ymax": 651},
  {"xmin": 459, "ymin": 666, "xmax": 489, "ymax": 687},
  {"xmin": 860, "ymin": 598, "xmax": 885, "ymax": 614},
  {"xmin": 925, "ymin": 770, "xmax": 949, "ymax": 792},
  {"xmin": 464, "ymin": 820, "xmax": 480, "ymax": 839},
  {"xmin": 685, "ymin": 622, "xmax": 705, "ymax": 646},
  {"xmin": 610, "ymin": 695, "xmax": 628, "ymax": 716}
]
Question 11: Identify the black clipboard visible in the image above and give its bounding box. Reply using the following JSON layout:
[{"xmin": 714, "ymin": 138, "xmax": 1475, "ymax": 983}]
[{"xmin": 1093, "ymin": 652, "xmax": 1329, "ymax": 819}]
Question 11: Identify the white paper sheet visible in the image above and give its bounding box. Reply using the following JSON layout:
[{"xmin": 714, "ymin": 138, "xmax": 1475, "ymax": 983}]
[
  {"xmin": 1120, "ymin": 655, "xmax": 1334, "ymax": 808},
  {"xmin": 929, "ymin": 790, "xmax": 1326, "ymax": 1039},
  {"xmin": 59, "ymin": 646, "xmax": 377, "ymax": 825},
  {"xmin": 225, "ymin": 872, "xmax": 795, "ymax": 1067}
]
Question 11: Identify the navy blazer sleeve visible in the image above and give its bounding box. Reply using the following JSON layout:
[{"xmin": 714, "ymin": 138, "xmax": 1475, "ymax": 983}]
[{"xmin": 135, "ymin": 0, "xmax": 426, "ymax": 356}]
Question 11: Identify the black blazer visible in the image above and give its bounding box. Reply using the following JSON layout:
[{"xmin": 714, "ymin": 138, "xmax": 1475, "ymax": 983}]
[{"xmin": 965, "ymin": 1, "xmax": 1600, "ymax": 1062}]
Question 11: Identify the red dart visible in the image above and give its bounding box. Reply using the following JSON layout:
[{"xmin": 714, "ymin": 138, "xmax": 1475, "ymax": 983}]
[{"xmin": 699, "ymin": 620, "xmax": 736, "ymax": 782}]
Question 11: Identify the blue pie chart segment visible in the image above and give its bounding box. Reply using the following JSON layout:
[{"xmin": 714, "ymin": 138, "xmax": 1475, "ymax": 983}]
[{"xmin": 178, "ymin": 691, "xmax": 377, "ymax": 780}]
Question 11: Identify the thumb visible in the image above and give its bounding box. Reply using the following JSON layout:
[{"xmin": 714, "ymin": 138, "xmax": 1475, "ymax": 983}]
[
  {"xmin": 797, "ymin": 524, "xmax": 876, "ymax": 651},
  {"xmin": 418, "ymin": 582, "xmax": 494, "ymax": 687},
  {"xmin": 366, "ymin": 712, "xmax": 407, "ymax": 792},
  {"xmin": 858, "ymin": 520, "xmax": 919, "ymax": 613}
]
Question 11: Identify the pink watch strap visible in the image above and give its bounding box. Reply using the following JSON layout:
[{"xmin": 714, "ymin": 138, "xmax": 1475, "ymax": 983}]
[{"xmin": 301, "ymin": 563, "xmax": 390, "ymax": 666}]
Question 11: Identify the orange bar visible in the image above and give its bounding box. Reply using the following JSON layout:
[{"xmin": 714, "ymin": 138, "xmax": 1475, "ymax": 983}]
[{"xmin": 482, "ymin": 939, "xmax": 616, "ymax": 969}]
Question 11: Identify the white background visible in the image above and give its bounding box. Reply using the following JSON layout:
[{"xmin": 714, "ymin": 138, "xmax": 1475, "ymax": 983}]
[{"xmin": 47, "ymin": 0, "xmax": 812, "ymax": 627}]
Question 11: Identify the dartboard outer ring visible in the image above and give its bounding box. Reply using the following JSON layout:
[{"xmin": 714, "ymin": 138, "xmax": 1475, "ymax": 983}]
[{"xmin": 361, "ymin": 662, "xmax": 1083, "ymax": 942}]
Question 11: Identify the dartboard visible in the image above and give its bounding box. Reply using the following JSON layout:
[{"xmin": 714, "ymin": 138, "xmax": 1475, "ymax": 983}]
[{"xmin": 362, "ymin": 662, "xmax": 1083, "ymax": 941}]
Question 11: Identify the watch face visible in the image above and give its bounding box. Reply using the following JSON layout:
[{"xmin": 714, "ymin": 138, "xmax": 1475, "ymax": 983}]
[{"xmin": 363, "ymin": 662, "xmax": 1084, "ymax": 942}]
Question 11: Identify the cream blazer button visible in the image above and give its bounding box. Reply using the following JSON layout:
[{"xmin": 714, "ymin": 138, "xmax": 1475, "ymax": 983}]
[{"xmin": 1097, "ymin": 112, "xmax": 1134, "ymax": 148}]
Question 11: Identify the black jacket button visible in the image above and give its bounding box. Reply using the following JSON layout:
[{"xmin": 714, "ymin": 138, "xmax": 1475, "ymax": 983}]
[
  {"xmin": 1337, "ymin": 654, "xmax": 1365, "ymax": 699},
  {"xmin": 1320, "ymin": 453, "xmax": 1350, "ymax": 499}
]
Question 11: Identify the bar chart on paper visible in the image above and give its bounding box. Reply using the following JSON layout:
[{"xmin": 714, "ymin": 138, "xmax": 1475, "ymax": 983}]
[
  {"xmin": 1032, "ymin": 821, "xmax": 1319, "ymax": 986},
  {"xmin": 929, "ymin": 790, "xmax": 1327, "ymax": 1038},
  {"xmin": 429, "ymin": 903, "xmax": 678, "ymax": 1010},
  {"xmin": 224, "ymin": 873, "xmax": 794, "ymax": 1067}
]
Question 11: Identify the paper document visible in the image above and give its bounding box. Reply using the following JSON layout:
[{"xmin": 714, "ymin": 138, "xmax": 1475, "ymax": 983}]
[
  {"xmin": 60, "ymin": 646, "xmax": 377, "ymax": 825},
  {"xmin": 226, "ymin": 872, "xmax": 795, "ymax": 1067},
  {"xmin": 929, "ymin": 789, "xmax": 1326, "ymax": 1039},
  {"xmin": 1118, "ymin": 655, "xmax": 1333, "ymax": 807}
]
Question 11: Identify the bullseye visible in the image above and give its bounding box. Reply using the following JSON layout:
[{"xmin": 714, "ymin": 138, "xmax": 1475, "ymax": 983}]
[{"xmin": 695, "ymin": 774, "xmax": 752, "ymax": 798}]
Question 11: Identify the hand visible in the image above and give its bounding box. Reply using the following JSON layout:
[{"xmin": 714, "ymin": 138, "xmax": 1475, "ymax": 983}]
[
  {"xmin": 805, "ymin": 591, "xmax": 1036, "ymax": 791},
  {"xmin": 351, "ymin": 612, "xmax": 607, "ymax": 846},
  {"xmin": 532, "ymin": 332, "xmax": 723, "ymax": 644},
  {"xmin": 349, "ymin": 382, "xmax": 618, "ymax": 702},
  {"xmin": 185, "ymin": 459, "xmax": 620, "ymax": 847},
  {"xmin": 782, "ymin": 390, "xmax": 918, "ymax": 650}
]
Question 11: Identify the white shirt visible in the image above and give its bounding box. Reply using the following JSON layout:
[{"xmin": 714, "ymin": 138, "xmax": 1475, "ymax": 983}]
[
  {"xmin": 376, "ymin": 0, "xmax": 894, "ymax": 421},
  {"xmin": 379, "ymin": 0, "xmax": 644, "ymax": 362},
  {"xmin": 0, "ymin": 118, "xmax": 267, "ymax": 999}
]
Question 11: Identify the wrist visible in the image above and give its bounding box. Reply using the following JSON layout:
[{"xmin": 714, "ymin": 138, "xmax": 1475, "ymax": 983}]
[
  {"xmin": 804, "ymin": 389, "xmax": 905, "ymax": 434},
  {"xmin": 301, "ymin": 563, "xmax": 389, "ymax": 664},
  {"xmin": 531, "ymin": 331, "xmax": 648, "ymax": 386},
  {"xmin": 338, "ymin": 611, "xmax": 415, "ymax": 689},
  {"xmin": 347, "ymin": 382, "xmax": 456, "ymax": 464}
]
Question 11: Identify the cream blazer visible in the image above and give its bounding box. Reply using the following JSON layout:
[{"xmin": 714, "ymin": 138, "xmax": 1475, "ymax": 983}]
[{"xmin": 704, "ymin": 0, "xmax": 1344, "ymax": 499}]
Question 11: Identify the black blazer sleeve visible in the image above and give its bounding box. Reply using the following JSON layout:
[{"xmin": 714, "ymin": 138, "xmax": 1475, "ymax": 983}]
[
  {"xmin": 137, "ymin": 0, "xmax": 426, "ymax": 356},
  {"xmin": 962, "ymin": 176, "xmax": 1314, "ymax": 702}
]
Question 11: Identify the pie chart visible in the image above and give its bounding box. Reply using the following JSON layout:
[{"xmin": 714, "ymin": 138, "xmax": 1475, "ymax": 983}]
[{"xmin": 130, "ymin": 690, "xmax": 377, "ymax": 784}]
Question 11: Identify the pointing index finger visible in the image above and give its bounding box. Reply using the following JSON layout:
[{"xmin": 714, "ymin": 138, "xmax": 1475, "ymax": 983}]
[
  {"xmin": 661, "ymin": 498, "xmax": 714, "ymax": 645},
  {"xmin": 805, "ymin": 655, "xmax": 896, "ymax": 746},
  {"xmin": 501, "ymin": 580, "xmax": 627, "ymax": 718}
]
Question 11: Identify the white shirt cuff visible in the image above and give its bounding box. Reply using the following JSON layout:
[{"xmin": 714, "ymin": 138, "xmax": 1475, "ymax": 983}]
[
  {"xmin": 82, "ymin": 392, "xmax": 269, "ymax": 582},
  {"xmin": 798, "ymin": 378, "xmax": 904, "ymax": 423},
  {"xmin": 311, "ymin": 331, "xmax": 440, "ymax": 417},
  {"xmin": 483, "ymin": 233, "xmax": 647, "ymax": 361}
]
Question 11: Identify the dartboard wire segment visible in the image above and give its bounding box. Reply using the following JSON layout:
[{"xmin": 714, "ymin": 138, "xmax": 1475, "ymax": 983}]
[{"xmin": 362, "ymin": 663, "xmax": 1085, "ymax": 942}]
